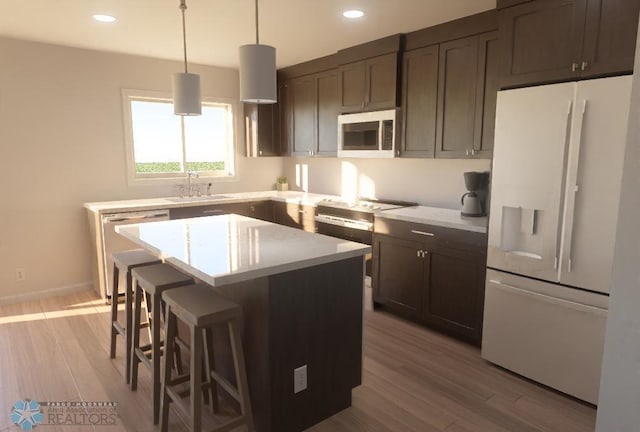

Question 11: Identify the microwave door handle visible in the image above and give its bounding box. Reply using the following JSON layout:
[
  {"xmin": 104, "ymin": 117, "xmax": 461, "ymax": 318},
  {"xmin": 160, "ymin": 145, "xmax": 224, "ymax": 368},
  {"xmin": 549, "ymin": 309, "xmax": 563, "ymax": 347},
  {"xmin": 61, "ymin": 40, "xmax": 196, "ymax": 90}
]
[{"xmin": 378, "ymin": 121, "xmax": 383, "ymax": 151}]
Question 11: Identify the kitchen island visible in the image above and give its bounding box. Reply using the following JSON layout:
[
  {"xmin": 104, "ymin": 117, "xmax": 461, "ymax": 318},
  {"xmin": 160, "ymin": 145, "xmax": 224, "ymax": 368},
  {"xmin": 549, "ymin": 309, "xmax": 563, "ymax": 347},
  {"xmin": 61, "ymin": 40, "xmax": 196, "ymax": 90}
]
[{"xmin": 116, "ymin": 214, "xmax": 371, "ymax": 432}]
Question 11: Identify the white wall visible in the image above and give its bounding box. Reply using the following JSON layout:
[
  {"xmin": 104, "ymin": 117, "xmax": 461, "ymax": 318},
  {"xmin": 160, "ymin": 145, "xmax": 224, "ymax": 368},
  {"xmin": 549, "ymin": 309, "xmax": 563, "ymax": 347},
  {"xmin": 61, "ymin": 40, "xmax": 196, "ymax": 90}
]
[
  {"xmin": 283, "ymin": 157, "xmax": 491, "ymax": 208},
  {"xmin": 0, "ymin": 37, "xmax": 283, "ymax": 303},
  {"xmin": 595, "ymin": 26, "xmax": 640, "ymax": 431}
]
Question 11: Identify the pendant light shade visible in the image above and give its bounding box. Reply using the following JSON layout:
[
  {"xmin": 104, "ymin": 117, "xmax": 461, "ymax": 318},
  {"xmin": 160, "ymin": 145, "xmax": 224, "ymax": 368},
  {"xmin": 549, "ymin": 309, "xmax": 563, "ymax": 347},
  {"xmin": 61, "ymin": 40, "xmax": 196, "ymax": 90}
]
[
  {"xmin": 173, "ymin": 0, "xmax": 201, "ymax": 116},
  {"xmin": 173, "ymin": 72, "xmax": 201, "ymax": 116},
  {"xmin": 239, "ymin": 44, "xmax": 276, "ymax": 103},
  {"xmin": 239, "ymin": 0, "xmax": 277, "ymax": 104}
]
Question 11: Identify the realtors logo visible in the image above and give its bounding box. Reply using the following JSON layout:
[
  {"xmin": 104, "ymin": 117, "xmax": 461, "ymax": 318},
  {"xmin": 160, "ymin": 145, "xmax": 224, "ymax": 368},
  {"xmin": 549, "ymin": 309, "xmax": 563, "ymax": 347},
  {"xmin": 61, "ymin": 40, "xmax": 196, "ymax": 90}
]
[
  {"xmin": 10, "ymin": 399, "xmax": 43, "ymax": 430},
  {"xmin": 9, "ymin": 400, "xmax": 119, "ymax": 429}
]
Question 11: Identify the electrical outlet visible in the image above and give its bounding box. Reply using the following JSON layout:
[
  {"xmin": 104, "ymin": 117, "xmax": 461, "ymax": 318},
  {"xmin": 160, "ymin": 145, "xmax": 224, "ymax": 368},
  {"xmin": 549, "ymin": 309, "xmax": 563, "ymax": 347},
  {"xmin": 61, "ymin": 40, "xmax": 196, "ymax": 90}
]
[
  {"xmin": 294, "ymin": 365, "xmax": 307, "ymax": 394},
  {"xmin": 16, "ymin": 268, "xmax": 26, "ymax": 281}
]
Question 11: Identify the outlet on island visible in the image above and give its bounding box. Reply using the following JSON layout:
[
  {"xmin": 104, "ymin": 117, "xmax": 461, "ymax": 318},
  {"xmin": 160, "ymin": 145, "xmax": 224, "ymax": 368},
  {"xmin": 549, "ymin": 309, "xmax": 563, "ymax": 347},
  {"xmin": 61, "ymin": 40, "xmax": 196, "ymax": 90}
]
[{"xmin": 294, "ymin": 365, "xmax": 307, "ymax": 394}]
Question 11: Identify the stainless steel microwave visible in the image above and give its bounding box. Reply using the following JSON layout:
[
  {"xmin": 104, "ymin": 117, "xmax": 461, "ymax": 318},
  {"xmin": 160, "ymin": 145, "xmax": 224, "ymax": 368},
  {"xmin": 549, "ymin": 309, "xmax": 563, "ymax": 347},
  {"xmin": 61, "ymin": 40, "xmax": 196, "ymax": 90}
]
[{"xmin": 337, "ymin": 109, "xmax": 399, "ymax": 158}]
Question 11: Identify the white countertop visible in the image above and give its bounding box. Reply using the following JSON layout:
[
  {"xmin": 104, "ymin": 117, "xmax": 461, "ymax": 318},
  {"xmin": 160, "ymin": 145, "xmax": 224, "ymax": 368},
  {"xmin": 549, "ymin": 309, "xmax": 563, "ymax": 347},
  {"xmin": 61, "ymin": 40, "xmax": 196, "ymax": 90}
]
[
  {"xmin": 84, "ymin": 191, "xmax": 335, "ymax": 214},
  {"xmin": 116, "ymin": 214, "xmax": 371, "ymax": 287},
  {"xmin": 378, "ymin": 206, "xmax": 488, "ymax": 233}
]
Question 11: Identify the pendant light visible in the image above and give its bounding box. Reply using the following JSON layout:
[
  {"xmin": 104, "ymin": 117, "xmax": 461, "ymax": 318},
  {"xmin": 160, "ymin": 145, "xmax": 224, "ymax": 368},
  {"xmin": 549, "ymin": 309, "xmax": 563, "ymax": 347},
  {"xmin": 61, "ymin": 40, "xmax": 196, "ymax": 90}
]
[
  {"xmin": 239, "ymin": 0, "xmax": 277, "ymax": 104},
  {"xmin": 172, "ymin": 0, "xmax": 201, "ymax": 116}
]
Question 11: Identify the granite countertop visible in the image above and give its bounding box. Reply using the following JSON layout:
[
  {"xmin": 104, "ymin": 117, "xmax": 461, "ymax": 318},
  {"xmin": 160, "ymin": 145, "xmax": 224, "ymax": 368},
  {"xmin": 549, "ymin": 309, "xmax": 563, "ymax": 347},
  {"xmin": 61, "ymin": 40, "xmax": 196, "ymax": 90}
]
[
  {"xmin": 377, "ymin": 206, "xmax": 488, "ymax": 234},
  {"xmin": 84, "ymin": 191, "xmax": 335, "ymax": 214},
  {"xmin": 116, "ymin": 214, "xmax": 371, "ymax": 287}
]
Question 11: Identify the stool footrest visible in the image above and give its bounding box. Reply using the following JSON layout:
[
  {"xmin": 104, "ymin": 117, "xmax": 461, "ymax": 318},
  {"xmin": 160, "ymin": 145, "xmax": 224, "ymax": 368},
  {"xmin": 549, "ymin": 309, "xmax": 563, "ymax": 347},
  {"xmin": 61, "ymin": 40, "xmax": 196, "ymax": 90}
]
[{"xmin": 112, "ymin": 322, "xmax": 126, "ymax": 337}]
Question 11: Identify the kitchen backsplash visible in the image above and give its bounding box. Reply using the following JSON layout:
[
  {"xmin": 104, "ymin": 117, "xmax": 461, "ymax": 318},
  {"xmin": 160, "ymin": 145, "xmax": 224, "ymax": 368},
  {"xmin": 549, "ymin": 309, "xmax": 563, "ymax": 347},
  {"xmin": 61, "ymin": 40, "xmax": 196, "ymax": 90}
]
[{"xmin": 282, "ymin": 157, "xmax": 491, "ymax": 209}]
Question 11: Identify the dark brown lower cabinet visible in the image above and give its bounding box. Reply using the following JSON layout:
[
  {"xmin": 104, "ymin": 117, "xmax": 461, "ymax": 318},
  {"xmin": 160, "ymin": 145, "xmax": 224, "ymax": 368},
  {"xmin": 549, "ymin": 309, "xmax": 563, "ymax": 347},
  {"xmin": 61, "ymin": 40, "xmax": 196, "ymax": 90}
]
[
  {"xmin": 272, "ymin": 201, "xmax": 316, "ymax": 232},
  {"xmin": 372, "ymin": 220, "xmax": 487, "ymax": 345}
]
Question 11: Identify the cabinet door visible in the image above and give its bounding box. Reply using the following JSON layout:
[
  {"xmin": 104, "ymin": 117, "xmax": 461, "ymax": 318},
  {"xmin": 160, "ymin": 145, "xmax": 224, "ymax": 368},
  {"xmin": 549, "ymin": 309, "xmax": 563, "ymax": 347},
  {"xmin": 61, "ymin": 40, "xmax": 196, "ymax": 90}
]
[
  {"xmin": 426, "ymin": 248, "xmax": 486, "ymax": 344},
  {"xmin": 365, "ymin": 53, "xmax": 399, "ymax": 110},
  {"xmin": 339, "ymin": 61, "xmax": 366, "ymax": 113},
  {"xmin": 278, "ymin": 82, "xmax": 292, "ymax": 155},
  {"xmin": 291, "ymin": 75, "xmax": 316, "ymax": 156},
  {"xmin": 581, "ymin": 0, "xmax": 640, "ymax": 78},
  {"xmin": 401, "ymin": 45, "xmax": 439, "ymax": 158},
  {"xmin": 244, "ymin": 103, "xmax": 279, "ymax": 157},
  {"xmin": 316, "ymin": 70, "xmax": 339, "ymax": 156},
  {"xmin": 436, "ymin": 36, "xmax": 479, "ymax": 158},
  {"xmin": 373, "ymin": 234, "xmax": 427, "ymax": 317},
  {"xmin": 499, "ymin": 0, "xmax": 587, "ymax": 88},
  {"xmin": 473, "ymin": 31, "xmax": 500, "ymax": 158}
]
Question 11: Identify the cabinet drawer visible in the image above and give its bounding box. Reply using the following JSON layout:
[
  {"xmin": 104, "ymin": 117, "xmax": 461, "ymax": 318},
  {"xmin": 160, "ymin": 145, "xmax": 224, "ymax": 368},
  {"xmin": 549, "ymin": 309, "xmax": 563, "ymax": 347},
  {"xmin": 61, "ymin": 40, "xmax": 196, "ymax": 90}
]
[
  {"xmin": 170, "ymin": 204, "xmax": 234, "ymax": 219},
  {"xmin": 374, "ymin": 217, "xmax": 487, "ymax": 252}
]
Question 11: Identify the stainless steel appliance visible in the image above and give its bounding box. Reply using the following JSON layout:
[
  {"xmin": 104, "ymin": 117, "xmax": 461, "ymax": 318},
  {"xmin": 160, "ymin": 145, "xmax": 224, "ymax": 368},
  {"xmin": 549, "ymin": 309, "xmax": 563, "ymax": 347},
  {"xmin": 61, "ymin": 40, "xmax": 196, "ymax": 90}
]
[
  {"xmin": 100, "ymin": 209, "xmax": 170, "ymax": 297},
  {"xmin": 482, "ymin": 76, "xmax": 632, "ymax": 404},
  {"xmin": 315, "ymin": 198, "xmax": 416, "ymax": 274},
  {"xmin": 461, "ymin": 171, "xmax": 489, "ymax": 217},
  {"xmin": 337, "ymin": 109, "xmax": 399, "ymax": 158}
]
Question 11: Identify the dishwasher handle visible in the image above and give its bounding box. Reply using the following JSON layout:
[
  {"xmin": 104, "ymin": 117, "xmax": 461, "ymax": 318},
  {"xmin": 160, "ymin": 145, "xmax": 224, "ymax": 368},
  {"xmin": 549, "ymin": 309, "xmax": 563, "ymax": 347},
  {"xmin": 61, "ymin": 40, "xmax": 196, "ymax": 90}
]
[{"xmin": 103, "ymin": 211, "xmax": 169, "ymax": 223}]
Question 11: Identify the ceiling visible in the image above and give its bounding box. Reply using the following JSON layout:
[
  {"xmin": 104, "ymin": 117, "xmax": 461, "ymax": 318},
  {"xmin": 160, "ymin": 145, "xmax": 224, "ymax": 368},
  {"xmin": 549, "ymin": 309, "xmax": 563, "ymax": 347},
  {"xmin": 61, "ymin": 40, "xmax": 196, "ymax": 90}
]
[{"xmin": 0, "ymin": 0, "xmax": 496, "ymax": 69}]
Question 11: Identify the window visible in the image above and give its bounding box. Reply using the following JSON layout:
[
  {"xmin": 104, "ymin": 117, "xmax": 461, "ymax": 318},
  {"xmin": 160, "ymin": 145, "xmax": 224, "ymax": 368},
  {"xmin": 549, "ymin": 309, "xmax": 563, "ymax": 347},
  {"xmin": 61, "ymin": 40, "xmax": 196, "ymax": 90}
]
[{"xmin": 122, "ymin": 89, "xmax": 236, "ymax": 183}]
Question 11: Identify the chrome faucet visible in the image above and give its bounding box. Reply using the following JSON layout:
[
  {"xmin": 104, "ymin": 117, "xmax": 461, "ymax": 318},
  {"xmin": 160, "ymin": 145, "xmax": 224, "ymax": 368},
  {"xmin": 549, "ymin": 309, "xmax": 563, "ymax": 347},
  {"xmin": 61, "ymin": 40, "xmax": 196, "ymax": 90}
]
[{"xmin": 186, "ymin": 170, "xmax": 199, "ymax": 197}]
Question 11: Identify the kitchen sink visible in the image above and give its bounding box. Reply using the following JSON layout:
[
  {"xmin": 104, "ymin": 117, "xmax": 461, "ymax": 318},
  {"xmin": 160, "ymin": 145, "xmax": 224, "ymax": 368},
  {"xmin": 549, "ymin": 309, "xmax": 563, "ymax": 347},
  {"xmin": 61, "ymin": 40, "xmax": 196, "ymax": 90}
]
[{"xmin": 165, "ymin": 195, "xmax": 234, "ymax": 203}]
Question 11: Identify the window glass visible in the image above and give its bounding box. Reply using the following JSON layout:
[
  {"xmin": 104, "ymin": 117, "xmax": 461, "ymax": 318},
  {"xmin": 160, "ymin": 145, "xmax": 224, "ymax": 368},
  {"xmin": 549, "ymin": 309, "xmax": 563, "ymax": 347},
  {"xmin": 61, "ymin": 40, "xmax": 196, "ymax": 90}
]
[{"xmin": 123, "ymin": 90, "xmax": 236, "ymax": 182}]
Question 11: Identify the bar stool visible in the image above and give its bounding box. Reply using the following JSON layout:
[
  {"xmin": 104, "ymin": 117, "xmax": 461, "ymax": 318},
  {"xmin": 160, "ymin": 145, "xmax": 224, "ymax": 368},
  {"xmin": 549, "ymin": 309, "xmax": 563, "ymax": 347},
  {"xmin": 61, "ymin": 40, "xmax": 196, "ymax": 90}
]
[
  {"xmin": 109, "ymin": 249, "xmax": 161, "ymax": 385},
  {"xmin": 130, "ymin": 263, "xmax": 194, "ymax": 424},
  {"xmin": 160, "ymin": 284, "xmax": 254, "ymax": 432}
]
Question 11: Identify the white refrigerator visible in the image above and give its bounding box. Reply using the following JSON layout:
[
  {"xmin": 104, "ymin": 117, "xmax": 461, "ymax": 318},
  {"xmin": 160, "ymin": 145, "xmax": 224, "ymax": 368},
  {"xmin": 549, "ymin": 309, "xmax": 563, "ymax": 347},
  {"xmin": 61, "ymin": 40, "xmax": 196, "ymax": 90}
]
[{"xmin": 482, "ymin": 76, "xmax": 632, "ymax": 404}]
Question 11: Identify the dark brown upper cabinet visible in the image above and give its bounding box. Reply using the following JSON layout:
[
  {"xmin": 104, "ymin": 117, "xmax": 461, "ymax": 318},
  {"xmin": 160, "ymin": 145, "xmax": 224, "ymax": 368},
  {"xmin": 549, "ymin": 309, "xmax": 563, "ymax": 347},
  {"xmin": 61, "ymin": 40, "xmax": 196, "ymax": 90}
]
[
  {"xmin": 436, "ymin": 36, "xmax": 480, "ymax": 159},
  {"xmin": 473, "ymin": 31, "xmax": 500, "ymax": 158},
  {"xmin": 401, "ymin": 45, "xmax": 439, "ymax": 158},
  {"xmin": 245, "ymin": 103, "xmax": 281, "ymax": 157},
  {"xmin": 500, "ymin": 0, "xmax": 640, "ymax": 88},
  {"xmin": 401, "ymin": 11, "xmax": 498, "ymax": 159},
  {"xmin": 337, "ymin": 35, "xmax": 402, "ymax": 113},
  {"xmin": 338, "ymin": 53, "xmax": 399, "ymax": 113},
  {"xmin": 288, "ymin": 69, "xmax": 340, "ymax": 157},
  {"xmin": 435, "ymin": 32, "xmax": 499, "ymax": 159}
]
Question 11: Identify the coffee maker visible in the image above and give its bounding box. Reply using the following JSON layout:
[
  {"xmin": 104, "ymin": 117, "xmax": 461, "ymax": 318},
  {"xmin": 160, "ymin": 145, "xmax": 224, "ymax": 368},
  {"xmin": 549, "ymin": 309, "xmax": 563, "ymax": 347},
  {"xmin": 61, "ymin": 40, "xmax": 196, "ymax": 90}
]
[{"xmin": 461, "ymin": 171, "xmax": 490, "ymax": 217}]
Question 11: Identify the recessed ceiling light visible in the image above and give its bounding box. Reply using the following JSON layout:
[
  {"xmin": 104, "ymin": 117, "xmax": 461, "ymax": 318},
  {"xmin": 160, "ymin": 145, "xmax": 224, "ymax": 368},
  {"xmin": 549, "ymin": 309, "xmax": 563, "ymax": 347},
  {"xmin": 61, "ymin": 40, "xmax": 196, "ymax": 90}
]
[
  {"xmin": 343, "ymin": 10, "xmax": 364, "ymax": 19},
  {"xmin": 92, "ymin": 14, "xmax": 117, "ymax": 23}
]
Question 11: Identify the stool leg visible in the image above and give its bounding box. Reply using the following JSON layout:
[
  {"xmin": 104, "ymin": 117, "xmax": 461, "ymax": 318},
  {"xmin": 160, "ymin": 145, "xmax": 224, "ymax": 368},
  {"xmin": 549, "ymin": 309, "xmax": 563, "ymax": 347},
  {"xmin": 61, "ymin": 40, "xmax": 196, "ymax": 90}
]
[
  {"xmin": 203, "ymin": 328, "xmax": 219, "ymax": 413},
  {"xmin": 125, "ymin": 271, "xmax": 134, "ymax": 385},
  {"xmin": 229, "ymin": 320, "xmax": 254, "ymax": 431},
  {"xmin": 130, "ymin": 280, "xmax": 142, "ymax": 391},
  {"xmin": 152, "ymin": 293, "xmax": 162, "ymax": 425},
  {"xmin": 190, "ymin": 325, "xmax": 203, "ymax": 432},
  {"xmin": 160, "ymin": 305, "xmax": 176, "ymax": 432},
  {"xmin": 109, "ymin": 265, "xmax": 120, "ymax": 359}
]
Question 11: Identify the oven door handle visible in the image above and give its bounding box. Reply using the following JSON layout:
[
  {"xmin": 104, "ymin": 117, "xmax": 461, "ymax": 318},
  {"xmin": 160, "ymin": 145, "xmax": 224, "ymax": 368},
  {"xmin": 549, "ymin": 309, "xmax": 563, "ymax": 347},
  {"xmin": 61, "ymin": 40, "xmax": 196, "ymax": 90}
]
[{"xmin": 314, "ymin": 215, "xmax": 373, "ymax": 231}]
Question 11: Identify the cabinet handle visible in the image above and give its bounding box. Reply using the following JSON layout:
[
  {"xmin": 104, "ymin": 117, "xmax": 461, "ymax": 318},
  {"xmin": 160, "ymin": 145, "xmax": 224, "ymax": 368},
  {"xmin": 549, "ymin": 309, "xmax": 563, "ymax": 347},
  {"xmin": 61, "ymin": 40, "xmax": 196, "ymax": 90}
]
[
  {"xmin": 581, "ymin": 61, "xmax": 588, "ymax": 71},
  {"xmin": 259, "ymin": 150, "xmax": 263, "ymax": 156},
  {"xmin": 465, "ymin": 149, "xmax": 469, "ymax": 156},
  {"xmin": 203, "ymin": 209, "xmax": 224, "ymax": 215},
  {"xmin": 411, "ymin": 230, "xmax": 435, "ymax": 237},
  {"xmin": 571, "ymin": 62, "xmax": 578, "ymax": 72},
  {"xmin": 416, "ymin": 250, "xmax": 421, "ymax": 258},
  {"xmin": 471, "ymin": 149, "xmax": 476, "ymax": 156}
]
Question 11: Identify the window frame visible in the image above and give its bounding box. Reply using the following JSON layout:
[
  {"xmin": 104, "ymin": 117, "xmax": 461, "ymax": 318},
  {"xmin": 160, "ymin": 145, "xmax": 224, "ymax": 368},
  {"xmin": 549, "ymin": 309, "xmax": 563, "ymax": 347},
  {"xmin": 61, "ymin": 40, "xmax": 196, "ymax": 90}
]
[{"xmin": 121, "ymin": 88, "xmax": 238, "ymax": 186}]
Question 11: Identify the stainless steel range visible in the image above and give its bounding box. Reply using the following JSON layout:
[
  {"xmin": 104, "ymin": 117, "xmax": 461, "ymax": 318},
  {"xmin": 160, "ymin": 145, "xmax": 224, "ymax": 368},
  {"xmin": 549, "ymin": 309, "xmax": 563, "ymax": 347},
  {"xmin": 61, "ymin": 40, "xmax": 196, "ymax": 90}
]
[{"xmin": 315, "ymin": 198, "xmax": 417, "ymax": 274}]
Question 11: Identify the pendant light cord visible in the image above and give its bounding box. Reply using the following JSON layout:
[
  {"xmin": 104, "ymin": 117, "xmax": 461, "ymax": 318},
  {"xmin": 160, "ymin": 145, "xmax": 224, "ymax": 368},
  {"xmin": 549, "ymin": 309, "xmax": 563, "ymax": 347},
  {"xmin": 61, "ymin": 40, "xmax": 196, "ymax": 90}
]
[
  {"xmin": 254, "ymin": 0, "xmax": 260, "ymax": 45},
  {"xmin": 180, "ymin": 0, "xmax": 189, "ymax": 73}
]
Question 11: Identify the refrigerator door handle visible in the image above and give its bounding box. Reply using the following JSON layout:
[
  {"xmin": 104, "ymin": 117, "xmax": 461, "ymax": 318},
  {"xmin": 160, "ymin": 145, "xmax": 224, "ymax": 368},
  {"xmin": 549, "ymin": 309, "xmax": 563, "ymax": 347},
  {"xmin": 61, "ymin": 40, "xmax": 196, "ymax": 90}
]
[
  {"xmin": 563, "ymin": 100, "xmax": 588, "ymax": 273},
  {"xmin": 554, "ymin": 99, "xmax": 575, "ymax": 271}
]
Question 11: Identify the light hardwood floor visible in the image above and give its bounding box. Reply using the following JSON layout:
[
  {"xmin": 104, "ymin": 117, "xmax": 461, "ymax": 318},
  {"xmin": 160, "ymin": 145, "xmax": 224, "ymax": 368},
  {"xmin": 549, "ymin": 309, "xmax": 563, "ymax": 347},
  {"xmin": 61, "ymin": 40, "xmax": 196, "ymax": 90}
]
[{"xmin": 0, "ymin": 289, "xmax": 596, "ymax": 432}]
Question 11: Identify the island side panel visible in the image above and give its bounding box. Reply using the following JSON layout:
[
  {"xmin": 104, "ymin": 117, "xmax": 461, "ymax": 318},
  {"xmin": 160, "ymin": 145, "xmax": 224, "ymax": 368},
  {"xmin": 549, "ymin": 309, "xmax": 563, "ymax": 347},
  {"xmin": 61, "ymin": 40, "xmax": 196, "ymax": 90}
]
[
  {"xmin": 212, "ymin": 277, "xmax": 272, "ymax": 432},
  {"xmin": 269, "ymin": 256, "xmax": 364, "ymax": 432}
]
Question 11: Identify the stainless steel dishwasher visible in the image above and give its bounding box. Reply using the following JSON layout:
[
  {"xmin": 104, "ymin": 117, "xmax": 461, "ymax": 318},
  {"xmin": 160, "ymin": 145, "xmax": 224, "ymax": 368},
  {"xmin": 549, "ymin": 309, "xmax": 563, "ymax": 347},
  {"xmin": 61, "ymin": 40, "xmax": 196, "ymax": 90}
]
[{"xmin": 100, "ymin": 209, "xmax": 170, "ymax": 297}]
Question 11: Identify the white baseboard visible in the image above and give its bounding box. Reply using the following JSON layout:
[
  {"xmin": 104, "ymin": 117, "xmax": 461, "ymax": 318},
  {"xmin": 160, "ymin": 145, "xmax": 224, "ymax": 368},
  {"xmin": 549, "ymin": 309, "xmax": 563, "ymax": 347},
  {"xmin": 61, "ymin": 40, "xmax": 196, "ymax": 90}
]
[{"xmin": 0, "ymin": 281, "xmax": 94, "ymax": 305}]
